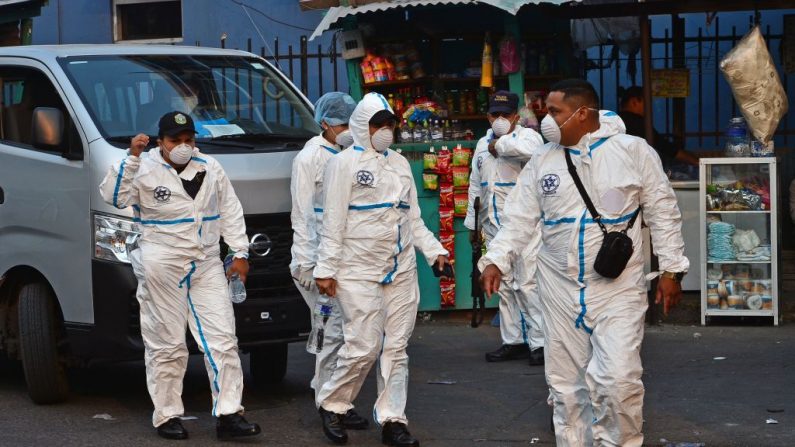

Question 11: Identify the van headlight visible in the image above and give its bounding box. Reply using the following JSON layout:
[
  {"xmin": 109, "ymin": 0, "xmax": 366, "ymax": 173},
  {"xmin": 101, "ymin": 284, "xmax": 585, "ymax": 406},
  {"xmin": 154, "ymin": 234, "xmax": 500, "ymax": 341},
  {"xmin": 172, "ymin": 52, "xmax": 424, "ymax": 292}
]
[{"xmin": 94, "ymin": 214, "xmax": 141, "ymax": 264}]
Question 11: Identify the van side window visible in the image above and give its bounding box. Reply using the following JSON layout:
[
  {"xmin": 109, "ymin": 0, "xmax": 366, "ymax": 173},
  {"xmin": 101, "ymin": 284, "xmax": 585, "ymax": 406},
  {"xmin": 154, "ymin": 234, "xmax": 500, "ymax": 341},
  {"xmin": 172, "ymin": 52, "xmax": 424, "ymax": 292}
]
[{"xmin": 0, "ymin": 66, "xmax": 81, "ymax": 155}]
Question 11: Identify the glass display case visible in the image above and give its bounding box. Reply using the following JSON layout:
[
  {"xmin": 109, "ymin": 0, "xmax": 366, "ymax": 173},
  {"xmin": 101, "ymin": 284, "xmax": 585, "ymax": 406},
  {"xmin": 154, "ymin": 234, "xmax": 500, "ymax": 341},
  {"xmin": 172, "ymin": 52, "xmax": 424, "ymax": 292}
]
[{"xmin": 699, "ymin": 158, "xmax": 779, "ymax": 325}]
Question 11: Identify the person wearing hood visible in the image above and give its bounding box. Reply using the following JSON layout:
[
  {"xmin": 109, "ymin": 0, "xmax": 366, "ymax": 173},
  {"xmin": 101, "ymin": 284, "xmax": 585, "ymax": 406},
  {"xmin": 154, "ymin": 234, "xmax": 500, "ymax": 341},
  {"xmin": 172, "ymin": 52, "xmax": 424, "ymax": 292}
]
[
  {"xmin": 99, "ymin": 112, "xmax": 261, "ymax": 441},
  {"xmin": 290, "ymin": 92, "xmax": 368, "ymax": 430},
  {"xmin": 464, "ymin": 91, "xmax": 546, "ymax": 365},
  {"xmin": 479, "ymin": 80, "xmax": 688, "ymax": 447},
  {"xmin": 313, "ymin": 92, "xmax": 451, "ymax": 447}
]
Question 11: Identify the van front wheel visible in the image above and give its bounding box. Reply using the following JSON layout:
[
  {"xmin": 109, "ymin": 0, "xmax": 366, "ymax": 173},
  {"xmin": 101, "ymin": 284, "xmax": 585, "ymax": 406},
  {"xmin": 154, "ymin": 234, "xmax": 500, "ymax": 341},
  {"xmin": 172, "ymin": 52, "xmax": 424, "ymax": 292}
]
[
  {"xmin": 249, "ymin": 343, "xmax": 288, "ymax": 385},
  {"xmin": 18, "ymin": 282, "xmax": 69, "ymax": 404}
]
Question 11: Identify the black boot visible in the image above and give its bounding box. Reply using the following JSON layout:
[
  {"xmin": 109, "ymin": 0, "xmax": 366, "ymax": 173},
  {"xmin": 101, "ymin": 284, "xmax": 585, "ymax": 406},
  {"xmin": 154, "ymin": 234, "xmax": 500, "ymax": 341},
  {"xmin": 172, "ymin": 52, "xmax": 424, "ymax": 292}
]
[
  {"xmin": 485, "ymin": 344, "xmax": 530, "ymax": 362},
  {"xmin": 157, "ymin": 418, "xmax": 188, "ymax": 440},
  {"xmin": 528, "ymin": 347, "xmax": 545, "ymax": 366},
  {"xmin": 216, "ymin": 413, "xmax": 261, "ymax": 440},
  {"xmin": 342, "ymin": 409, "xmax": 369, "ymax": 430},
  {"xmin": 381, "ymin": 421, "xmax": 419, "ymax": 447},
  {"xmin": 319, "ymin": 407, "xmax": 348, "ymax": 444}
]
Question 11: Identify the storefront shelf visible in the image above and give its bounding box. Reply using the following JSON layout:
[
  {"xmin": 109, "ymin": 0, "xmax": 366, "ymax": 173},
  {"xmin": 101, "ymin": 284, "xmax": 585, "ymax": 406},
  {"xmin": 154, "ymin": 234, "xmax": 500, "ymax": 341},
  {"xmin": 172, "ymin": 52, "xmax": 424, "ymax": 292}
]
[
  {"xmin": 704, "ymin": 310, "xmax": 776, "ymax": 317},
  {"xmin": 707, "ymin": 260, "xmax": 772, "ymax": 264},
  {"xmin": 706, "ymin": 210, "xmax": 771, "ymax": 213}
]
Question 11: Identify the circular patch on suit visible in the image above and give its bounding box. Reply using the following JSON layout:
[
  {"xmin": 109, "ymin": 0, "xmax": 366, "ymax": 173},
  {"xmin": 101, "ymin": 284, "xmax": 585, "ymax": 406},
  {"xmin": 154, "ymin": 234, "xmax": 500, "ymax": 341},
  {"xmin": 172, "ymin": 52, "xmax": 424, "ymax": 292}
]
[
  {"xmin": 540, "ymin": 174, "xmax": 560, "ymax": 195},
  {"xmin": 154, "ymin": 186, "xmax": 172, "ymax": 202},
  {"xmin": 356, "ymin": 170, "xmax": 374, "ymax": 186}
]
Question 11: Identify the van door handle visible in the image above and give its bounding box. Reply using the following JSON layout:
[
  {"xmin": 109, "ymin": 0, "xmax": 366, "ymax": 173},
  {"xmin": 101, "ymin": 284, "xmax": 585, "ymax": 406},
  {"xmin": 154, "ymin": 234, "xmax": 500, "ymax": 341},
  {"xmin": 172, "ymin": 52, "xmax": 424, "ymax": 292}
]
[{"xmin": 0, "ymin": 187, "xmax": 4, "ymax": 204}]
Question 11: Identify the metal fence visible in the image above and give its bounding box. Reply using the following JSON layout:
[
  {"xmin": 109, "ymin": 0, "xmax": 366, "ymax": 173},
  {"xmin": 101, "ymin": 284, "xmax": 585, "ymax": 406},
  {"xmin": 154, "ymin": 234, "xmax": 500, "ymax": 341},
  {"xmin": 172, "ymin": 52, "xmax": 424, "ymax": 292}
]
[
  {"xmin": 585, "ymin": 12, "xmax": 794, "ymax": 152},
  {"xmin": 206, "ymin": 34, "xmax": 345, "ymax": 102}
]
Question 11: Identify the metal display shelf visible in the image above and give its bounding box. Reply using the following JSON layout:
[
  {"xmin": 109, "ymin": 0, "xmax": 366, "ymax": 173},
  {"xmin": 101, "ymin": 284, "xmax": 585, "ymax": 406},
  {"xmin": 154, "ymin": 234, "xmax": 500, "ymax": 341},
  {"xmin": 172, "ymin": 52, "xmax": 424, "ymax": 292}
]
[{"xmin": 699, "ymin": 157, "xmax": 779, "ymax": 325}]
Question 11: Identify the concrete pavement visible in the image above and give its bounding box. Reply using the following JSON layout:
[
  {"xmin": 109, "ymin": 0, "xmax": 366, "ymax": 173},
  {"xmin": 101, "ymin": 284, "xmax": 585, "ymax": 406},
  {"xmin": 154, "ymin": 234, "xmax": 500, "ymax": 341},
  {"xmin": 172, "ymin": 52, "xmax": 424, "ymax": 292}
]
[{"xmin": 0, "ymin": 318, "xmax": 792, "ymax": 446}]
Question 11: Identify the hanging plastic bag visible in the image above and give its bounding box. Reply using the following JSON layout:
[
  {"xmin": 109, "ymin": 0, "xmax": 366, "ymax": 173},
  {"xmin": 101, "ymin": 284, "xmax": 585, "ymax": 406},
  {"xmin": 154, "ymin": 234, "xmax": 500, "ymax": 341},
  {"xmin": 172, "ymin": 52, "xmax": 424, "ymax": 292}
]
[
  {"xmin": 720, "ymin": 26, "xmax": 789, "ymax": 144},
  {"xmin": 499, "ymin": 36, "xmax": 521, "ymax": 74}
]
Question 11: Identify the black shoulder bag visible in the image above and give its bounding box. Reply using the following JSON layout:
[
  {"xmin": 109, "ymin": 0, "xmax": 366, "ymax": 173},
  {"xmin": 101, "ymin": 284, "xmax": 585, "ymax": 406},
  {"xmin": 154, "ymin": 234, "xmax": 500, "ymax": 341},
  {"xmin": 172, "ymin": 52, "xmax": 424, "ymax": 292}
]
[{"xmin": 564, "ymin": 148, "xmax": 641, "ymax": 279}]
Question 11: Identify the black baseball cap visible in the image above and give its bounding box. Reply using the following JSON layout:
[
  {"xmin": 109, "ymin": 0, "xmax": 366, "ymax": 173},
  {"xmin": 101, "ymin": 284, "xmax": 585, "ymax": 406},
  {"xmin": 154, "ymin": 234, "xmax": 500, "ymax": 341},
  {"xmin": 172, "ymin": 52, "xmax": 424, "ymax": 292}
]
[
  {"xmin": 488, "ymin": 91, "xmax": 519, "ymax": 114},
  {"xmin": 158, "ymin": 111, "xmax": 198, "ymax": 137}
]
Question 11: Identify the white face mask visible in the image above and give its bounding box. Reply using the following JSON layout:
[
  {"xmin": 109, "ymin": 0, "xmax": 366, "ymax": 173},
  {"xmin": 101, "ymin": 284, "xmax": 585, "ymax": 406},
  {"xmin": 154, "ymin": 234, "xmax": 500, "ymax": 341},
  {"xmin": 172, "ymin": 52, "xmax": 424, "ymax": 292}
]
[
  {"xmin": 166, "ymin": 142, "xmax": 193, "ymax": 165},
  {"xmin": 540, "ymin": 107, "xmax": 595, "ymax": 145},
  {"xmin": 334, "ymin": 129, "xmax": 354, "ymax": 148},
  {"xmin": 491, "ymin": 116, "xmax": 512, "ymax": 137},
  {"xmin": 371, "ymin": 127, "xmax": 393, "ymax": 152}
]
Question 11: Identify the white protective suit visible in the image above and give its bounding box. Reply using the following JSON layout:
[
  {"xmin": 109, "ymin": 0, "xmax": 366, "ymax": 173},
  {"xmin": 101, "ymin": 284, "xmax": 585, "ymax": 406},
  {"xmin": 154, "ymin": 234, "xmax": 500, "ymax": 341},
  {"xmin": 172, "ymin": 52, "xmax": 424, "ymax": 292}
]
[
  {"xmin": 465, "ymin": 125, "xmax": 545, "ymax": 349},
  {"xmin": 289, "ymin": 134, "xmax": 345, "ymax": 401},
  {"xmin": 100, "ymin": 146, "xmax": 249, "ymax": 428},
  {"xmin": 478, "ymin": 111, "xmax": 688, "ymax": 446},
  {"xmin": 314, "ymin": 93, "xmax": 448, "ymax": 425}
]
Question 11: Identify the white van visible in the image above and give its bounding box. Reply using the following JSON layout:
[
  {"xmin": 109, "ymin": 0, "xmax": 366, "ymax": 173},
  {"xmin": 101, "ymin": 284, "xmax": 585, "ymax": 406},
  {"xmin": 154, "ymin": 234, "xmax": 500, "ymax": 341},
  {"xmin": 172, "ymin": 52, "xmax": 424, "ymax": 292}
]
[{"xmin": 0, "ymin": 45, "xmax": 314, "ymax": 403}]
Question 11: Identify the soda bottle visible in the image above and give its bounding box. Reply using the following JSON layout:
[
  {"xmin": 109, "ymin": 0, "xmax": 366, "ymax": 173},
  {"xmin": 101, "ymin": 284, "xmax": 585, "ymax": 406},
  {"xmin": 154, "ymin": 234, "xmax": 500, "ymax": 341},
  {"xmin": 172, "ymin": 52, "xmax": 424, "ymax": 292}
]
[
  {"xmin": 224, "ymin": 252, "xmax": 247, "ymax": 304},
  {"xmin": 306, "ymin": 295, "xmax": 333, "ymax": 354},
  {"xmin": 431, "ymin": 119, "xmax": 444, "ymax": 142},
  {"xmin": 411, "ymin": 121, "xmax": 422, "ymax": 143},
  {"xmin": 400, "ymin": 119, "xmax": 412, "ymax": 143},
  {"xmin": 422, "ymin": 120, "xmax": 431, "ymax": 143}
]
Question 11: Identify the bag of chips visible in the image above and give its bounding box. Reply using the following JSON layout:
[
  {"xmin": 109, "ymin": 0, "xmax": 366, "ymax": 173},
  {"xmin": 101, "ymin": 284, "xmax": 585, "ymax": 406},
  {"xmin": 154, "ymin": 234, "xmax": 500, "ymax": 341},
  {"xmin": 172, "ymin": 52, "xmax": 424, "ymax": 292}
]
[
  {"xmin": 452, "ymin": 145, "xmax": 473, "ymax": 167},
  {"xmin": 439, "ymin": 207, "xmax": 454, "ymax": 232},
  {"xmin": 453, "ymin": 193, "xmax": 469, "ymax": 217},
  {"xmin": 440, "ymin": 231, "xmax": 455, "ymax": 260},
  {"xmin": 440, "ymin": 279, "xmax": 456, "ymax": 307},
  {"xmin": 452, "ymin": 166, "xmax": 470, "ymax": 188},
  {"xmin": 436, "ymin": 148, "xmax": 451, "ymax": 174},
  {"xmin": 423, "ymin": 172, "xmax": 439, "ymax": 191},
  {"xmin": 423, "ymin": 151, "xmax": 438, "ymax": 170},
  {"xmin": 439, "ymin": 183, "xmax": 454, "ymax": 208}
]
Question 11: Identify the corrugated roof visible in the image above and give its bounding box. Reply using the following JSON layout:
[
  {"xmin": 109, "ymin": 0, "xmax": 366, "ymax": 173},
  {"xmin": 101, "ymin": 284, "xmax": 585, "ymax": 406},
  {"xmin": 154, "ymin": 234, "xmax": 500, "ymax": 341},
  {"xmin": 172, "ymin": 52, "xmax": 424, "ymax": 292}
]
[{"xmin": 308, "ymin": 0, "xmax": 579, "ymax": 41}]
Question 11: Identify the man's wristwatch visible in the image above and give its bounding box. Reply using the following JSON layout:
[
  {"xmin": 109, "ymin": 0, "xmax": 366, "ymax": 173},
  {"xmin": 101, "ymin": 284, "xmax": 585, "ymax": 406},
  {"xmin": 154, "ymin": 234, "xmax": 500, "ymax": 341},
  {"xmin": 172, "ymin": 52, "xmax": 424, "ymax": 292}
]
[{"xmin": 661, "ymin": 271, "xmax": 686, "ymax": 282}]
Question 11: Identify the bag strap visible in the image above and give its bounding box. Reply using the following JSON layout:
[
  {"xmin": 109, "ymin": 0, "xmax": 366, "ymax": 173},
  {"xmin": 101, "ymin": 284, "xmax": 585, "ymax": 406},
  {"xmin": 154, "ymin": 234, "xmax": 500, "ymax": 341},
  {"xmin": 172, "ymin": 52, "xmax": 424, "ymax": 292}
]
[
  {"xmin": 564, "ymin": 148, "xmax": 642, "ymax": 234},
  {"xmin": 564, "ymin": 148, "xmax": 607, "ymax": 234}
]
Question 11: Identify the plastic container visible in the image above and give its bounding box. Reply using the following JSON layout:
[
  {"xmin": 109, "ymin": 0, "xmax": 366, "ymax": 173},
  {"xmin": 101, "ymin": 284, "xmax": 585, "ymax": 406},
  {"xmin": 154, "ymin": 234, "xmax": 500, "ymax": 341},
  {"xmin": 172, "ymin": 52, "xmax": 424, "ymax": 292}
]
[
  {"xmin": 224, "ymin": 253, "xmax": 247, "ymax": 304},
  {"xmin": 306, "ymin": 296, "xmax": 333, "ymax": 354},
  {"xmin": 725, "ymin": 117, "xmax": 750, "ymax": 157}
]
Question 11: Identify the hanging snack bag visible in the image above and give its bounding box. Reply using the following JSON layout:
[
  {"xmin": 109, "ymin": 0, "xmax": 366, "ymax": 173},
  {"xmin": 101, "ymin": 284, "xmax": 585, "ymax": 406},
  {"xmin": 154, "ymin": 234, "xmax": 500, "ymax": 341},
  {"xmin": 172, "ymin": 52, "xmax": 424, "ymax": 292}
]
[
  {"xmin": 453, "ymin": 193, "xmax": 469, "ymax": 217},
  {"xmin": 423, "ymin": 150, "xmax": 438, "ymax": 170},
  {"xmin": 440, "ymin": 279, "xmax": 456, "ymax": 307},
  {"xmin": 439, "ymin": 207, "xmax": 454, "ymax": 232},
  {"xmin": 423, "ymin": 172, "xmax": 439, "ymax": 191},
  {"xmin": 439, "ymin": 183, "xmax": 454, "ymax": 208},
  {"xmin": 436, "ymin": 147, "xmax": 452, "ymax": 174},
  {"xmin": 452, "ymin": 166, "xmax": 470, "ymax": 189},
  {"xmin": 452, "ymin": 145, "xmax": 473, "ymax": 167},
  {"xmin": 440, "ymin": 231, "xmax": 455, "ymax": 261}
]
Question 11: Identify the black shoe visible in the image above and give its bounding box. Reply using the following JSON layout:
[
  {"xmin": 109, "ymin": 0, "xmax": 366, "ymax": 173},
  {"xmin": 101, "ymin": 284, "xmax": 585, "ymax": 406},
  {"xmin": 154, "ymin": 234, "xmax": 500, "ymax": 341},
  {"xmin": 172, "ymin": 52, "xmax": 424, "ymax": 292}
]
[
  {"xmin": 216, "ymin": 413, "xmax": 261, "ymax": 440},
  {"xmin": 342, "ymin": 409, "xmax": 369, "ymax": 430},
  {"xmin": 382, "ymin": 421, "xmax": 419, "ymax": 447},
  {"xmin": 485, "ymin": 344, "xmax": 530, "ymax": 362},
  {"xmin": 528, "ymin": 347, "xmax": 545, "ymax": 366},
  {"xmin": 319, "ymin": 407, "xmax": 348, "ymax": 444},
  {"xmin": 157, "ymin": 418, "xmax": 188, "ymax": 440}
]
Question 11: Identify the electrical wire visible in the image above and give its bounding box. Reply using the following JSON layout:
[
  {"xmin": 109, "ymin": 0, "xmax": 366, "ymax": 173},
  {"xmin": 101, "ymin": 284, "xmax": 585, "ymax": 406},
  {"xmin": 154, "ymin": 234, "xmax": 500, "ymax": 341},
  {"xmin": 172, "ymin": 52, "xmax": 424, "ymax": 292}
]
[{"xmin": 227, "ymin": 0, "xmax": 316, "ymax": 32}]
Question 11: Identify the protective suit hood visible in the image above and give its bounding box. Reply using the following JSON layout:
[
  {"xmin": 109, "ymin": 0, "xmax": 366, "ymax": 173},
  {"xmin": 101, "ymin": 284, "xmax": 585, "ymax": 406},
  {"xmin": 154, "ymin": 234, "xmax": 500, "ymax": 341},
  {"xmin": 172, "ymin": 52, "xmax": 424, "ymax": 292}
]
[{"xmin": 349, "ymin": 92, "xmax": 395, "ymax": 151}]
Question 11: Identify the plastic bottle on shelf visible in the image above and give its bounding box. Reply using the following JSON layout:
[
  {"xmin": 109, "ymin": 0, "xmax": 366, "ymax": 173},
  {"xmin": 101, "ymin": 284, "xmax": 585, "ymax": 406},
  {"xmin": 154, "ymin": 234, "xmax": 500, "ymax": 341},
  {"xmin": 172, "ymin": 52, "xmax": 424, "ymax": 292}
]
[
  {"xmin": 400, "ymin": 119, "xmax": 412, "ymax": 143},
  {"xmin": 412, "ymin": 120, "xmax": 423, "ymax": 143},
  {"xmin": 387, "ymin": 93, "xmax": 396, "ymax": 111},
  {"xmin": 443, "ymin": 120, "xmax": 453, "ymax": 141},
  {"xmin": 431, "ymin": 119, "xmax": 444, "ymax": 142},
  {"xmin": 725, "ymin": 117, "xmax": 750, "ymax": 157},
  {"xmin": 421, "ymin": 120, "xmax": 431, "ymax": 143},
  {"xmin": 306, "ymin": 295, "xmax": 333, "ymax": 354},
  {"xmin": 477, "ymin": 88, "xmax": 488, "ymax": 114}
]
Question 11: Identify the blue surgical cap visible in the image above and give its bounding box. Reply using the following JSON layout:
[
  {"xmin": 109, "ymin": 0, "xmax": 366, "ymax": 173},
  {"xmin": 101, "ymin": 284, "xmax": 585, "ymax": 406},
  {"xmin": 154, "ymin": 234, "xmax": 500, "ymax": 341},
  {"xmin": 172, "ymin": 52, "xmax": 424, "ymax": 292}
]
[{"xmin": 314, "ymin": 91, "xmax": 357, "ymax": 126}]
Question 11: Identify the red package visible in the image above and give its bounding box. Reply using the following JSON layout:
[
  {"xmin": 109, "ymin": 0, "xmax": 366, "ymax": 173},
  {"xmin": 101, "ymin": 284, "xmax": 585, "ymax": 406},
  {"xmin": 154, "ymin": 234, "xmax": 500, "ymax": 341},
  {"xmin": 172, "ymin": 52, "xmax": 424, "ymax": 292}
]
[
  {"xmin": 439, "ymin": 207, "xmax": 454, "ymax": 232},
  {"xmin": 440, "ymin": 231, "xmax": 455, "ymax": 260},
  {"xmin": 439, "ymin": 183, "xmax": 454, "ymax": 208},
  {"xmin": 453, "ymin": 193, "xmax": 469, "ymax": 217},
  {"xmin": 436, "ymin": 149, "xmax": 451, "ymax": 174},
  {"xmin": 440, "ymin": 279, "xmax": 456, "ymax": 307}
]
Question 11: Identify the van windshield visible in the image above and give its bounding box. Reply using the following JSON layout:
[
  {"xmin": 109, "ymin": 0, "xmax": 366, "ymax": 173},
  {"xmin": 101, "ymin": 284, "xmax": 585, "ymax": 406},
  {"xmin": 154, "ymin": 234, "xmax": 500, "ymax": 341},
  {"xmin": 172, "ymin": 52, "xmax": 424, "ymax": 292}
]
[{"xmin": 60, "ymin": 54, "xmax": 318, "ymax": 150}]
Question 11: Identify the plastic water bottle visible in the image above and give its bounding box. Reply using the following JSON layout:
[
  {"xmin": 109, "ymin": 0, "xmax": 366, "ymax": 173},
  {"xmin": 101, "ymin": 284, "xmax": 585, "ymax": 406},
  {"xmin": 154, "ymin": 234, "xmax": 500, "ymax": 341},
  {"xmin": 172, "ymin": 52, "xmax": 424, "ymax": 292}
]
[
  {"xmin": 224, "ymin": 253, "xmax": 247, "ymax": 304},
  {"xmin": 725, "ymin": 117, "xmax": 750, "ymax": 157},
  {"xmin": 306, "ymin": 295, "xmax": 333, "ymax": 354}
]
